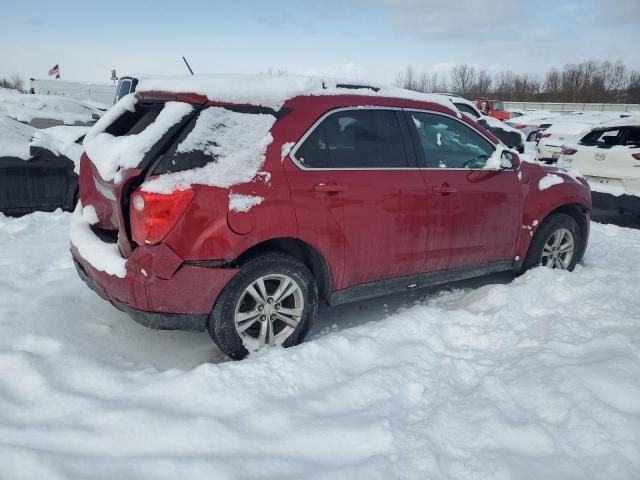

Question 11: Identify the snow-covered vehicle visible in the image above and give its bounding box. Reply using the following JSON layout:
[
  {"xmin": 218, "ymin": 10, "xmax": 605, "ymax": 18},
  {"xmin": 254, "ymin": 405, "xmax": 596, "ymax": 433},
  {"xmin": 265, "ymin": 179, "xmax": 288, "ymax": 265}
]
[
  {"xmin": 71, "ymin": 74, "xmax": 591, "ymax": 359},
  {"xmin": 0, "ymin": 115, "xmax": 86, "ymax": 215},
  {"xmin": 559, "ymin": 117, "xmax": 640, "ymax": 213},
  {"xmin": 0, "ymin": 88, "xmax": 106, "ymax": 128},
  {"xmin": 537, "ymin": 112, "xmax": 634, "ymax": 163},
  {"xmin": 505, "ymin": 110, "xmax": 562, "ymax": 141},
  {"xmin": 437, "ymin": 94, "xmax": 525, "ymax": 152}
]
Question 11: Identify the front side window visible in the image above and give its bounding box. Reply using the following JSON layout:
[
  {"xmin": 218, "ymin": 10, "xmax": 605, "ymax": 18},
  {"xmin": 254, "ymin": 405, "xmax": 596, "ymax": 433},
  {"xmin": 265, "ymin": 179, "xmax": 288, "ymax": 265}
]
[
  {"xmin": 410, "ymin": 112, "xmax": 495, "ymax": 169},
  {"xmin": 492, "ymin": 101, "xmax": 505, "ymax": 111},
  {"xmin": 295, "ymin": 109, "xmax": 408, "ymax": 169}
]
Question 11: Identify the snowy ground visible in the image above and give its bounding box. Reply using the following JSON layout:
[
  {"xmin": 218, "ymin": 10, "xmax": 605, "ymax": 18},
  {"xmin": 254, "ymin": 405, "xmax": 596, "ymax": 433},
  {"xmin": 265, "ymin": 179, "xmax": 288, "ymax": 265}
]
[{"xmin": 1, "ymin": 211, "xmax": 639, "ymax": 479}]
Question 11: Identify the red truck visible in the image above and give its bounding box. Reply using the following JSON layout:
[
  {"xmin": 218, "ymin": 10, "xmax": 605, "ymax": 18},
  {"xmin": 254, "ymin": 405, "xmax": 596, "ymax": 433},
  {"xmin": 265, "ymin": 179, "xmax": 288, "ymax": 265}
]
[{"xmin": 476, "ymin": 97, "xmax": 511, "ymax": 121}]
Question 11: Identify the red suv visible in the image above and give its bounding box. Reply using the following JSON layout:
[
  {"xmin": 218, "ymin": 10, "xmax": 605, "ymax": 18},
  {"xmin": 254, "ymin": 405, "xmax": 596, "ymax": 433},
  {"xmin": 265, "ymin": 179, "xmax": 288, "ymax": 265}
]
[{"xmin": 71, "ymin": 76, "xmax": 591, "ymax": 359}]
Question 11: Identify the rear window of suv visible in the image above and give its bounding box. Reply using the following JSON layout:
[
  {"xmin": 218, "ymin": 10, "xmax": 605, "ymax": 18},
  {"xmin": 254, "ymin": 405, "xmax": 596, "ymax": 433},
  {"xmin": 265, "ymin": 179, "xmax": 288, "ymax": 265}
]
[{"xmin": 84, "ymin": 97, "xmax": 195, "ymax": 181}]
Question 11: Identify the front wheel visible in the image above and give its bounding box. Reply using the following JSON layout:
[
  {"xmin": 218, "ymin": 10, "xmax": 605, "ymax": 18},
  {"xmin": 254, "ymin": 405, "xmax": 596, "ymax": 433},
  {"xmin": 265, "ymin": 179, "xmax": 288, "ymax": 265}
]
[
  {"xmin": 522, "ymin": 213, "xmax": 584, "ymax": 272},
  {"xmin": 208, "ymin": 253, "xmax": 318, "ymax": 360}
]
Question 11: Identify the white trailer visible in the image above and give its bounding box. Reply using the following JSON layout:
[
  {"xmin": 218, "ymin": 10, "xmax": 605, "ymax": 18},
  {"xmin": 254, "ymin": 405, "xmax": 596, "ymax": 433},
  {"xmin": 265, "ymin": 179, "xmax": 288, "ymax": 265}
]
[{"xmin": 30, "ymin": 78, "xmax": 115, "ymax": 106}]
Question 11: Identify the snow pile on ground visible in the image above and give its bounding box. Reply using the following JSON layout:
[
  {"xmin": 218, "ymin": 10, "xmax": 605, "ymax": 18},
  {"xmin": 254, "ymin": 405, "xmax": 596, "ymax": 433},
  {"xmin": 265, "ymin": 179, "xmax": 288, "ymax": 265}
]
[
  {"xmin": 84, "ymin": 96, "xmax": 193, "ymax": 182},
  {"xmin": 69, "ymin": 203, "xmax": 127, "ymax": 277},
  {"xmin": 539, "ymin": 173, "xmax": 565, "ymax": 190},
  {"xmin": 142, "ymin": 107, "xmax": 276, "ymax": 194},
  {"xmin": 1, "ymin": 212, "xmax": 639, "ymax": 478},
  {"xmin": 0, "ymin": 88, "xmax": 104, "ymax": 125},
  {"xmin": 136, "ymin": 74, "xmax": 454, "ymax": 111}
]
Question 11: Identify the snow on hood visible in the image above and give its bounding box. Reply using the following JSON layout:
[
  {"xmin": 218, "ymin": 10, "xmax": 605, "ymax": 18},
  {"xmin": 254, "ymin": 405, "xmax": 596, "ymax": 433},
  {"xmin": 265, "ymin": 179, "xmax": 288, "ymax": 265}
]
[
  {"xmin": 0, "ymin": 88, "xmax": 104, "ymax": 125},
  {"xmin": 0, "ymin": 115, "xmax": 86, "ymax": 165},
  {"xmin": 480, "ymin": 114, "xmax": 526, "ymax": 142},
  {"xmin": 83, "ymin": 95, "xmax": 194, "ymax": 182},
  {"xmin": 0, "ymin": 114, "xmax": 38, "ymax": 159},
  {"xmin": 136, "ymin": 74, "xmax": 455, "ymax": 111}
]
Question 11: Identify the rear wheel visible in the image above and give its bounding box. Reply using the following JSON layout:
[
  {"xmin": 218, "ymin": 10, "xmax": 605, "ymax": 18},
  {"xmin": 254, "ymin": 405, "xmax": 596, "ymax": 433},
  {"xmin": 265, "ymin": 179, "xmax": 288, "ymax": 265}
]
[
  {"xmin": 208, "ymin": 253, "xmax": 318, "ymax": 360},
  {"xmin": 522, "ymin": 213, "xmax": 583, "ymax": 272}
]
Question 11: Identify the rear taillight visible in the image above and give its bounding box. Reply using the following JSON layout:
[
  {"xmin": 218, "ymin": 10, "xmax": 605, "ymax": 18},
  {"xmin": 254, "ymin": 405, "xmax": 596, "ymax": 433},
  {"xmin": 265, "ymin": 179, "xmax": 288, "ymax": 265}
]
[
  {"xmin": 562, "ymin": 146, "xmax": 577, "ymax": 155},
  {"xmin": 515, "ymin": 124, "xmax": 526, "ymax": 129},
  {"xmin": 632, "ymin": 153, "xmax": 640, "ymax": 161},
  {"xmin": 541, "ymin": 133, "xmax": 552, "ymax": 139},
  {"xmin": 130, "ymin": 188, "xmax": 195, "ymax": 245}
]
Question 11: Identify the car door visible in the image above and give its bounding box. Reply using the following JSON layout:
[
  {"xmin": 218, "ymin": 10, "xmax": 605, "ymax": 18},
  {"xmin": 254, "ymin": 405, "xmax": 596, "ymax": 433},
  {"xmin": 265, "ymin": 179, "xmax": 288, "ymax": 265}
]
[
  {"xmin": 405, "ymin": 110, "xmax": 522, "ymax": 271},
  {"xmin": 286, "ymin": 108, "xmax": 428, "ymax": 290}
]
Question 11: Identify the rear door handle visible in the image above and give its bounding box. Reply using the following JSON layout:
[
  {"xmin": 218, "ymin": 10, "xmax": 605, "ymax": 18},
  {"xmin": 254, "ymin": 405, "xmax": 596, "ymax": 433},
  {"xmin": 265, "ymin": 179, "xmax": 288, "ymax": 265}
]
[
  {"xmin": 432, "ymin": 184, "xmax": 457, "ymax": 194},
  {"xmin": 314, "ymin": 183, "xmax": 348, "ymax": 193}
]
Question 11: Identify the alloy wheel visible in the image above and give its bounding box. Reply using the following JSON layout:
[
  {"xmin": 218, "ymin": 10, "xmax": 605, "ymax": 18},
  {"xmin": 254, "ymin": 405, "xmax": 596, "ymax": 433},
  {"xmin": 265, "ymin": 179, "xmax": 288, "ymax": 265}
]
[
  {"xmin": 541, "ymin": 228, "xmax": 575, "ymax": 269},
  {"xmin": 234, "ymin": 274, "xmax": 304, "ymax": 349}
]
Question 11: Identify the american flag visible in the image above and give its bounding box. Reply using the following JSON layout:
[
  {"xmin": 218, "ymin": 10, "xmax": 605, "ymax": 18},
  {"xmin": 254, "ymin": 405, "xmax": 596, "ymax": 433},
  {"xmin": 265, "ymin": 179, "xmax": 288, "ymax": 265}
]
[{"xmin": 48, "ymin": 64, "xmax": 60, "ymax": 78}]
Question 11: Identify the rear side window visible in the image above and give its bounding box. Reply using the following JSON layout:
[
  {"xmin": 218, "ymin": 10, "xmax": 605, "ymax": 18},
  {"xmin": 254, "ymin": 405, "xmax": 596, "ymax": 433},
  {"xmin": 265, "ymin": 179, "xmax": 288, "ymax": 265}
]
[
  {"xmin": 294, "ymin": 109, "xmax": 408, "ymax": 169},
  {"xmin": 150, "ymin": 106, "xmax": 277, "ymax": 178},
  {"xmin": 624, "ymin": 127, "xmax": 640, "ymax": 146},
  {"xmin": 410, "ymin": 111, "xmax": 494, "ymax": 169},
  {"xmin": 580, "ymin": 128, "xmax": 622, "ymax": 147}
]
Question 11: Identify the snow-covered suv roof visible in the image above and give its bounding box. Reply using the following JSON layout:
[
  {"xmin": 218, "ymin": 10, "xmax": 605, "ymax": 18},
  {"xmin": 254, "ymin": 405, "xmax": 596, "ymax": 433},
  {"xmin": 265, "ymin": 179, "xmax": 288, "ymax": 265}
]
[{"xmin": 136, "ymin": 74, "xmax": 454, "ymax": 111}]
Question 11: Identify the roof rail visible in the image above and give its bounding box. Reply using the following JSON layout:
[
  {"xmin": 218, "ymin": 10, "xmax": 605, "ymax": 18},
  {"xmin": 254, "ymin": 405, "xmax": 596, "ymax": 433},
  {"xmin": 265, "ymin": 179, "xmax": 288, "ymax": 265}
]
[{"xmin": 322, "ymin": 82, "xmax": 380, "ymax": 93}]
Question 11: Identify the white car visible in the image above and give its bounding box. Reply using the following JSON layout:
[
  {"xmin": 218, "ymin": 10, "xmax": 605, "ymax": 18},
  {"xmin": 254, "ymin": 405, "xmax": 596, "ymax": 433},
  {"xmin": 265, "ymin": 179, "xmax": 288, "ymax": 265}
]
[
  {"xmin": 537, "ymin": 112, "xmax": 634, "ymax": 163},
  {"xmin": 436, "ymin": 95, "xmax": 525, "ymax": 152},
  {"xmin": 559, "ymin": 118, "xmax": 640, "ymax": 211},
  {"xmin": 506, "ymin": 111, "xmax": 561, "ymax": 141}
]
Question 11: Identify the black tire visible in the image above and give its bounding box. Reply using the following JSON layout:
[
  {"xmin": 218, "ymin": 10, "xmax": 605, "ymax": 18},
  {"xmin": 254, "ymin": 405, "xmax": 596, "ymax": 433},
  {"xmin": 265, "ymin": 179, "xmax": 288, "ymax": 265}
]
[
  {"xmin": 521, "ymin": 213, "xmax": 584, "ymax": 273},
  {"xmin": 526, "ymin": 131, "xmax": 537, "ymax": 142},
  {"xmin": 208, "ymin": 253, "xmax": 318, "ymax": 360}
]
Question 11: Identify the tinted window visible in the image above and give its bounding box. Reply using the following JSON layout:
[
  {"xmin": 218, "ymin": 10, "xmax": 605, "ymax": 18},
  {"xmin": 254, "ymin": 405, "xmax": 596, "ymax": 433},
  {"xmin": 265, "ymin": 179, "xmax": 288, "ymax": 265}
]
[
  {"xmin": 454, "ymin": 102, "xmax": 480, "ymax": 119},
  {"xmin": 410, "ymin": 112, "xmax": 495, "ymax": 169},
  {"xmin": 580, "ymin": 128, "xmax": 622, "ymax": 147},
  {"xmin": 105, "ymin": 102, "xmax": 163, "ymax": 137},
  {"xmin": 322, "ymin": 110, "xmax": 408, "ymax": 168},
  {"xmin": 624, "ymin": 127, "xmax": 640, "ymax": 146},
  {"xmin": 296, "ymin": 126, "xmax": 329, "ymax": 168}
]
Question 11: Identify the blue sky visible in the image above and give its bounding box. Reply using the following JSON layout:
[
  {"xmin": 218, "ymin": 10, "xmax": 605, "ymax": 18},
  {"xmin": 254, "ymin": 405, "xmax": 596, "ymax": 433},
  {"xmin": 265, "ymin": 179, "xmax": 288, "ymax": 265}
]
[{"xmin": 1, "ymin": 0, "xmax": 638, "ymax": 84}]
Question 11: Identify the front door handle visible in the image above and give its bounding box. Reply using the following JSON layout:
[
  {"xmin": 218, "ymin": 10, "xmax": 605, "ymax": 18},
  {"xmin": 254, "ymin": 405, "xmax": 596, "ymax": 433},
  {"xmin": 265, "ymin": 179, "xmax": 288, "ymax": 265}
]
[
  {"xmin": 432, "ymin": 184, "xmax": 457, "ymax": 195},
  {"xmin": 314, "ymin": 183, "xmax": 348, "ymax": 193}
]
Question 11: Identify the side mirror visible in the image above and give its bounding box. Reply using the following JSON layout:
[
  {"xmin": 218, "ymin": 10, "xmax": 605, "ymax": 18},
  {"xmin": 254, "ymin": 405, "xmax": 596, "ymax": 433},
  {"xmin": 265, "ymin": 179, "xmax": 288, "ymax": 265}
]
[{"xmin": 500, "ymin": 150, "xmax": 521, "ymax": 169}]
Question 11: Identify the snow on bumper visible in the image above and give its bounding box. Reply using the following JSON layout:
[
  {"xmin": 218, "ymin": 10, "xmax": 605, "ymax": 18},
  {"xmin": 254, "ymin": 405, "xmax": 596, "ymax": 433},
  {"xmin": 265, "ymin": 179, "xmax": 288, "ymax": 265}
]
[
  {"xmin": 71, "ymin": 204, "xmax": 240, "ymax": 323},
  {"xmin": 70, "ymin": 202, "xmax": 127, "ymax": 278}
]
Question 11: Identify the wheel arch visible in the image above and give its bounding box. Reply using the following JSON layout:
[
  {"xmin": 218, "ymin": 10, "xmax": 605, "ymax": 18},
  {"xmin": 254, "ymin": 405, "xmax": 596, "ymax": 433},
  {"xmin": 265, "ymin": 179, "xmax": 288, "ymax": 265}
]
[
  {"xmin": 235, "ymin": 237, "xmax": 332, "ymax": 301},
  {"xmin": 527, "ymin": 202, "xmax": 590, "ymax": 265}
]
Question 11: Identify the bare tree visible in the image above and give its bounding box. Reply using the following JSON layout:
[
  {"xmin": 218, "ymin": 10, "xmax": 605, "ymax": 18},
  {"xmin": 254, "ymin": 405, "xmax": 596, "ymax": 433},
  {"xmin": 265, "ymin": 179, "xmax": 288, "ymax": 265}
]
[
  {"xmin": 450, "ymin": 64, "xmax": 477, "ymax": 96},
  {"xmin": 394, "ymin": 60, "xmax": 640, "ymax": 103}
]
